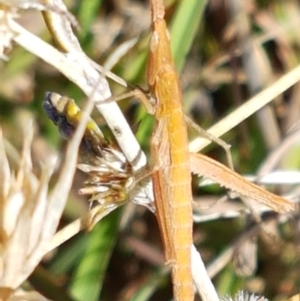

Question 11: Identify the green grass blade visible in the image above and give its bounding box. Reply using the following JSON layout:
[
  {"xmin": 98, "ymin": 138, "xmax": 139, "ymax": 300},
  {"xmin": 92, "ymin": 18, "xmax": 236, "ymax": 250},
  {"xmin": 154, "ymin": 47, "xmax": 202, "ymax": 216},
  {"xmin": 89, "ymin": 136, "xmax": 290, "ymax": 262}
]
[
  {"xmin": 69, "ymin": 210, "xmax": 120, "ymax": 301},
  {"xmin": 77, "ymin": 0, "xmax": 103, "ymax": 34},
  {"xmin": 170, "ymin": 0, "xmax": 208, "ymax": 73}
]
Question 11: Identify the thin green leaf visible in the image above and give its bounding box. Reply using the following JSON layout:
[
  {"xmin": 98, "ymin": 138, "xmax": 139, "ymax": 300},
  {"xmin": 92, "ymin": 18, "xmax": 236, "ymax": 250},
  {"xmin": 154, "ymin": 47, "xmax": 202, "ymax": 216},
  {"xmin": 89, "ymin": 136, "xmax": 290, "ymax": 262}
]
[
  {"xmin": 77, "ymin": 0, "xmax": 103, "ymax": 34},
  {"xmin": 49, "ymin": 235, "xmax": 88, "ymax": 275},
  {"xmin": 170, "ymin": 0, "xmax": 208, "ymax": 73},
  {"xmin": 70, "ymin": 210, "xmax": 120, "ymax": 301}
]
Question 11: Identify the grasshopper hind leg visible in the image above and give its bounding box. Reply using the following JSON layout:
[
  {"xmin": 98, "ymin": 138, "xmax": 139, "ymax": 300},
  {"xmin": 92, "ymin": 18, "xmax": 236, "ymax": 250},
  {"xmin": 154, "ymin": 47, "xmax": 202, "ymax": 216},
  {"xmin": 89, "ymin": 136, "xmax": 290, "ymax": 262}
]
[{"xmin": 185, "ymin": 115, "xmax": 234, "ymax": 171}]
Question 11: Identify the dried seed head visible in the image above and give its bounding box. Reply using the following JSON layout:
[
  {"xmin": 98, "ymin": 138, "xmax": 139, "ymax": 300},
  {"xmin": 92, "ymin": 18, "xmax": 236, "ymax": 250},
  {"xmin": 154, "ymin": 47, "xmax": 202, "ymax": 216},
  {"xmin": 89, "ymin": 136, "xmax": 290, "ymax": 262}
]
[
  {"xmin": 221, "ymin": 291, "xmax": 268, "ymax": 301},
  {"xmin": 0, "ymin": 4, "xmax": 18, "ymax": 60},
  {"xmin": 77, "ymin": 148, "xmax": 133, "ymax": 228},
  {"xmin": 0, "ymin": 122, "xmax": 63, "ymax": 297}
]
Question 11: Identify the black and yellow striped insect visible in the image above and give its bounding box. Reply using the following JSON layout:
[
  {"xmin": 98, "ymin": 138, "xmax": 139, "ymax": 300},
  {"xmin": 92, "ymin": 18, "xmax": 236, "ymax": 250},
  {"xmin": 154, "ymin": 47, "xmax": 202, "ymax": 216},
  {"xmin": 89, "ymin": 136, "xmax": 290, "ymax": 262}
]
[{"xmin": 43, "ymin": 92, "xmax": 135, "ymax": 227}]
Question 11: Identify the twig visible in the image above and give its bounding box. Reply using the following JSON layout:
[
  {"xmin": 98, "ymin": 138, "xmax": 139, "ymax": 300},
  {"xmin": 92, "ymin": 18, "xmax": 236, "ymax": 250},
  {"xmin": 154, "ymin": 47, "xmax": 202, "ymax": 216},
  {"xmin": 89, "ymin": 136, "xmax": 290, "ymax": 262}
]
[{"xmin": 189, "ymin": 63, "xmax": 300, "ymax": 153}]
